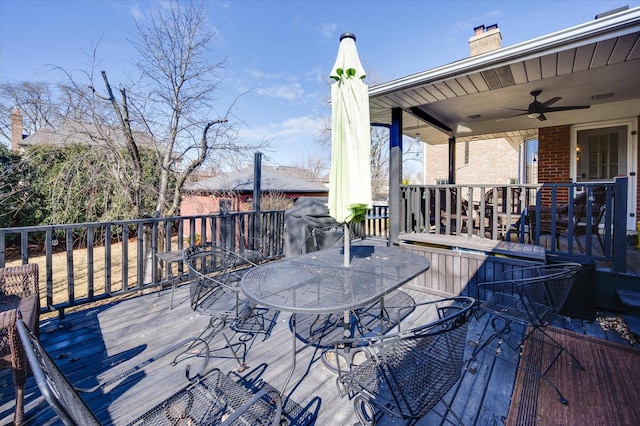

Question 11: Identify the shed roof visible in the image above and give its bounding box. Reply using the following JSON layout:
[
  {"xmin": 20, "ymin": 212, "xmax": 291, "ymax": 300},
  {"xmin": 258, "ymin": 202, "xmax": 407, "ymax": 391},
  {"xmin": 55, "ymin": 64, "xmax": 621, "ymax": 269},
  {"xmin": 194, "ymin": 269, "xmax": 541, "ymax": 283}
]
[
  {"xmin": 19, "ymin": 121, "xmax": 156, "ymax": 149},
  {"xmin": 184, "ymin": 165, "xmax": 328, "ymax": 194}
]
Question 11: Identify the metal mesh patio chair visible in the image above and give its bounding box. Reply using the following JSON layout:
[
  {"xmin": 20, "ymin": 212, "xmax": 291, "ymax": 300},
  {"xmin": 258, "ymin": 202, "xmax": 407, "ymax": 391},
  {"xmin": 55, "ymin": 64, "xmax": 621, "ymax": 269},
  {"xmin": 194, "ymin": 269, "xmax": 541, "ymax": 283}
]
[
  {"xmin": 16, "ymin": 319, "xmax": 282, "ymax": 426},
  {"xmin": 471, "ymin": 262, "xmax": 583, "ymax": 404},
  {"xmin": 0, "ymin": 263, "xmax": 39, "ymax": 425},
  {"xmin": 332, "ymin": 296, "xmax": 474, "ymax": 426},
  {"xmin": 184, "ymin": 244, "xmax": 279, "ymax": 369}
]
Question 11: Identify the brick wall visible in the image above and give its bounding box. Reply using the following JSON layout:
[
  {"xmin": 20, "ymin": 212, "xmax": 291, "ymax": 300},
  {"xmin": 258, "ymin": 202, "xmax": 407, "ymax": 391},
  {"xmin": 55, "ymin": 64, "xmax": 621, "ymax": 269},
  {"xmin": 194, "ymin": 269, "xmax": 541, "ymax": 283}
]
[
  {"xmin": 469, "ymin": 25, "xmax": 502, "ymax": 57},
  {"xmin": 538, "ymin": 125, "xmax": 571, "ymax": 205},
  {"xmin": 425, "ymin": 138, "xmax": 518, "ymax": 186}
]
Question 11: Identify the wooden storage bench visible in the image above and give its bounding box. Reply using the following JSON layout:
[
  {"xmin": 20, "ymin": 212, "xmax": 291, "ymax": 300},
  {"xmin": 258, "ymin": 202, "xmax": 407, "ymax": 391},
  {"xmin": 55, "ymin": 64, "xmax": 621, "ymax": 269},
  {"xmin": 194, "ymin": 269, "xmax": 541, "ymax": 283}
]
[{"xmin": 399, "ymin": 233, "xmax": 545, "ymax": 298}]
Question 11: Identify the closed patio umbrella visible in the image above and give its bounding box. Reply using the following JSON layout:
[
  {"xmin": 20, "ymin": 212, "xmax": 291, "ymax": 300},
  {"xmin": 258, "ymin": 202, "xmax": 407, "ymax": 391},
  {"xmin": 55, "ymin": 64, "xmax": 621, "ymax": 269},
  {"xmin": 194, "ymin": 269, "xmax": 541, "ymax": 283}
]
[{"xmin": 329, "ymin": 32, "xmax": 372, "ymax": 266}]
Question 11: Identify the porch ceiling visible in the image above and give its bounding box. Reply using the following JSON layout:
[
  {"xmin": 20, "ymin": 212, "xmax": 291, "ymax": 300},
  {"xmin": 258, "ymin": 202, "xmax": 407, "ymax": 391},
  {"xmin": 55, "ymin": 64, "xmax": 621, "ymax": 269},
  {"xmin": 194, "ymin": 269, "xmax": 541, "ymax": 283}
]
[{"xmin": 369, "ymin": 7, "xmax": 640, "ymax": 145}]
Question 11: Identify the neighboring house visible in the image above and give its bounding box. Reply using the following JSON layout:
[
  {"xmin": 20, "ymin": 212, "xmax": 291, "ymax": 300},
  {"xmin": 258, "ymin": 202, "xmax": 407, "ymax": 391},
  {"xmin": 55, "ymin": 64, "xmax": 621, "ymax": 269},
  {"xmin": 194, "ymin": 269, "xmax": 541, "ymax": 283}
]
[
  {"xmin": 370, "ymin": 6, "xmax": 640, "ymax": 233},
  {"xmin": 13, "ymin": 117, "xmax": 156, "ymax": 152},
  {"xmin": 180, "ymin": 164, "xmax": 329, "ymax": 217}
]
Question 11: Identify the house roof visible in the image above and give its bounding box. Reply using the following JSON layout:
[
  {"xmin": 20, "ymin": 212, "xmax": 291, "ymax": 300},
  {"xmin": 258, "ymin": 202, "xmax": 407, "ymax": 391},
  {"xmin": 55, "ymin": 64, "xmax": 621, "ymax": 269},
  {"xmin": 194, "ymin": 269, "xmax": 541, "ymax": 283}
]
[
  {"xmin": 369, "ymin": 6, "xmax": 640, "ymax": 145},
  {"xmin": 184, "ymin": 165, "xmax": 329, "ymax": 194},
  {"xmin": 19, "ymin": 121, "xmax": 156, "ymax": 149}
]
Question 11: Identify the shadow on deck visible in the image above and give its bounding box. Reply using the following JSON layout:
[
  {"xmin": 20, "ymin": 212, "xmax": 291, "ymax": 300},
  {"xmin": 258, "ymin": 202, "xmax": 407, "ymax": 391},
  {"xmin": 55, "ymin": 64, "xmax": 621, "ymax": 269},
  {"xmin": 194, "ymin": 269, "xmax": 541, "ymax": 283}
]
[{"xmin": 1, "ymin": 276, "xmax": 638, "ymax": 425}]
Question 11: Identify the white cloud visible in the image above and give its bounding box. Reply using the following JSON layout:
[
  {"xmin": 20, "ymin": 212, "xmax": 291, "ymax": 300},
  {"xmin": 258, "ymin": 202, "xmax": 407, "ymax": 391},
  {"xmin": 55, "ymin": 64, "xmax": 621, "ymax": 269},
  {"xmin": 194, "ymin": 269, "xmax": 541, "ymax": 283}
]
[
  {"xmin": 239, "ymin": 115, "xmax": 327, "ymax": 165},
  {"xmin": 246, "ymin": 69, "xmax": 280, "ymax": 81},
  {"xmin": 319, "ymin": 23, "xmax": 339, "ymax": 40},
  {"xmin": 129, "ymin": 4, "xmax": 144, "ymax": 20},
  {"xmin": 255, "ymin": 82, "xmax": 305, "ymax": 101},
  {"xmin": 242, "ymin": 115, "xmax": 324, "ymax": 145}
]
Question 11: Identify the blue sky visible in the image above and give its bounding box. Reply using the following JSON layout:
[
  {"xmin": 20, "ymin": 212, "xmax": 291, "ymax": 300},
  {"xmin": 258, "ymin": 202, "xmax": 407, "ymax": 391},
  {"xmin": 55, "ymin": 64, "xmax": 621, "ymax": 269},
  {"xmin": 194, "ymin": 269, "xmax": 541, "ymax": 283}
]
[{"xmin": 1, "ymin": 0, "xmax": 638, "ymax": 167}]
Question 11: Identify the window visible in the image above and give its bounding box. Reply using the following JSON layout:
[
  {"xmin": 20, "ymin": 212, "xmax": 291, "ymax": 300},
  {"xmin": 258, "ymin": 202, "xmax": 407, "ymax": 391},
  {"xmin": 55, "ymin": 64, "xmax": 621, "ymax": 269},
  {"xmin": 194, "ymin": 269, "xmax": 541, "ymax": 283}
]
[{"xmin": 521, "ymin": 139, "xmax": 538, "ymax": 183}]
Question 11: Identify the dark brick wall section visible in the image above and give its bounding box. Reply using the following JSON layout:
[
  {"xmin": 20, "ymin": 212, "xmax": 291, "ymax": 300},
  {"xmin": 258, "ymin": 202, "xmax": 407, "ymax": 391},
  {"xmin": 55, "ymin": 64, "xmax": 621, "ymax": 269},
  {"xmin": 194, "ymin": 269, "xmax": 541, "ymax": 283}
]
[{"xmin": 538, "ymin": 125, "xmax": 571, "ymax": 205}]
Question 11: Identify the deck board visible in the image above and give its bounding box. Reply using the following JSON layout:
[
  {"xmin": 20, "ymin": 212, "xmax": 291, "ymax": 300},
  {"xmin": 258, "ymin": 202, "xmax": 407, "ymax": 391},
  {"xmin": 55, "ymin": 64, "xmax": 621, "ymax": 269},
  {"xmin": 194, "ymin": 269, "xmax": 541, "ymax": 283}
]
[{"xmin": 1, "ymin": 279, "xmax": 638, "ymax": 425}]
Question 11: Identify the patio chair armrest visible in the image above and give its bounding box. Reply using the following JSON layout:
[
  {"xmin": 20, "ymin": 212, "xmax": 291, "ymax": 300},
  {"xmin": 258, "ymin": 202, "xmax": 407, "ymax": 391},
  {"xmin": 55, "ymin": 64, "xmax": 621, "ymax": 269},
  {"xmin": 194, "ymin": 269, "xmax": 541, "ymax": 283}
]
[
  {"xmin": 200, "ymin": 274, "xmax": 243, "ymax": 293},
  {"xmin": 502, "ymin": 264, "xmax": 546, "ymax": 279},
  {"xmin": 502, "ymin": 262, "xmax": 581, "ymax": 281},
  {"xmin": 476, "ymin": 279, "xmax": 519, "ymax": 303},
  {"xmin": 220, "ymin": 386, "xmax": 282, "ymax": 426},
  {"xmin": 391, "ymin": 296, "xmax": 474, "ymax": 332}
]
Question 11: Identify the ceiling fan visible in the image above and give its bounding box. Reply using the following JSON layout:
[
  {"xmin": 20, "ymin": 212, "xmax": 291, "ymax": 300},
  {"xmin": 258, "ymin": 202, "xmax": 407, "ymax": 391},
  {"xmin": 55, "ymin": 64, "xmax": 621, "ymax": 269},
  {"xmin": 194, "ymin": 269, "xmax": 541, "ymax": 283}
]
[{"xmin": 498, "ymin": 90, "xmax": 590, "ymax": 121}]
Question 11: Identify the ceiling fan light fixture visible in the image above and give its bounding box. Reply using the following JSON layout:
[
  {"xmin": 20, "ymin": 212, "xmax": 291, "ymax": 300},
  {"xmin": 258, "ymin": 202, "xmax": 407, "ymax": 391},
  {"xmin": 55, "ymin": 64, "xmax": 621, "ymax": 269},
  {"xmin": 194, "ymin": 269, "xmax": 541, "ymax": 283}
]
[{"xmin": 527, "ymin": 112, "xmax": 541, "ymax": 119}]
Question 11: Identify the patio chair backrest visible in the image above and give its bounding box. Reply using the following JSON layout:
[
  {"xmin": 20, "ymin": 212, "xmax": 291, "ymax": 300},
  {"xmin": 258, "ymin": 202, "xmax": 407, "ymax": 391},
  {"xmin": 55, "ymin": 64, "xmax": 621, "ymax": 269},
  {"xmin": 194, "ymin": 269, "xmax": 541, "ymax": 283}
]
[
  {"xmin": 336, "ymin": 296, "xmax": 474, "ymax": 422},
  {"xmin": 486, "ymin": 262, "xmax": 582, "ymax": 325},
  {"xmin": 484, "ymin": 187, "xmax": 522, "ymax": 214},
  {"xmin": 428, "ymin": 187, "xmax": 467, "ymax": 216},
  {"xmin": 0, "ymin": 263, "xmax": 39, "ymax": 303},
  {"xmin": 16, "ymin": 319, "xmax": 101, "ymax": 426},
  {"xmin": 572, "ymin": 186, "xmax": 607, "ymax": 229},
  {"xmin": 184, "ymin": 244, "xmax": 257, "ymax": 315}
]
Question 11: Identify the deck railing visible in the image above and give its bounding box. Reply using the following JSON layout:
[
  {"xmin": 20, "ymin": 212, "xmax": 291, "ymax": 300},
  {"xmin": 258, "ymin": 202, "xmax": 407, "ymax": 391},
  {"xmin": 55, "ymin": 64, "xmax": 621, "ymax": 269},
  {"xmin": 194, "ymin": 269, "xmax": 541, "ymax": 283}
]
[
  {"xmin": 0, "ymin": 211, "xmax": 288, "ymax": 316},
  {"xmin": 1, "ymin": 179, "xmax": 628, "ymax": 317},
  {"xmin": 0, "ymin": 208, "xmax": 390, "ymax": 317},
  {"xmin": 400, "ymin": 178, "xmax": 628, "ymax": 271}
]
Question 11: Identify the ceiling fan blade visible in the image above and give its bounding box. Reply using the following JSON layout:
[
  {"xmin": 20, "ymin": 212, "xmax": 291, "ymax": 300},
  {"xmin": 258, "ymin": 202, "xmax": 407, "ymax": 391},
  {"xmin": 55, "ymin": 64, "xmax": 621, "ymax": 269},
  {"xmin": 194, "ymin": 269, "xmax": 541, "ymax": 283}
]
[
  {"xmin": 542, "ymin": 97, "xmax": 562, "ymax": 107},
  {"xmin": 496, "ymin": 107, "xmax": 528, "ymax": 112},
  {"xmin": 537, "ymin": 113, "xmax": 547, "ymax": 122},
  {"xmin": 496, "ymin": 112, "xmax": 527, "ymax": 122},
  {"xmin": 544, "ymin": 105, "xmax": 590, "ymax": 112}
]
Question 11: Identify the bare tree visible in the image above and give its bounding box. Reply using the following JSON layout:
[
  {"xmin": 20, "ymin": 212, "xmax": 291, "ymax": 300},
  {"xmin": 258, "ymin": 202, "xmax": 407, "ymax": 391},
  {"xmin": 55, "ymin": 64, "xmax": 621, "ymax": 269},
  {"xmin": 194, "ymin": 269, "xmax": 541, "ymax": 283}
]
[
  {"xmin": 89, "ymin": 2, "xmax": 264, "ymax": 218},
  {"xmin": 370, "ymin": 125, "xmax": 389, "ymax": 201},
  {"xmin": 291, "ymin": 155, "xmax": 328, "ymax": 181},
  {"xmin": 0, "ymin": 82, "xmax": 64, "ymax": 141}
]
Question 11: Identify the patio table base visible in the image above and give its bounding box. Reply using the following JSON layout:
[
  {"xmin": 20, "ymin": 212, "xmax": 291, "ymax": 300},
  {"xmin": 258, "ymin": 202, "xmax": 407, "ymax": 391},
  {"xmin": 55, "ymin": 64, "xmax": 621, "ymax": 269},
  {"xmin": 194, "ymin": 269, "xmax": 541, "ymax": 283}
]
[{"xmin": 320, "ymin": 345, "xmax": 368, "ymax": 373}]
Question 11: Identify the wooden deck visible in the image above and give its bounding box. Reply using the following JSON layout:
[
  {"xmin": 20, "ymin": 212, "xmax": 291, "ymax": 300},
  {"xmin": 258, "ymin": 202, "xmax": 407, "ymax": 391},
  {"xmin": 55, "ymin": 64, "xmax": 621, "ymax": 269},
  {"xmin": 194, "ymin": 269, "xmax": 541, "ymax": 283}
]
[{"xmin": 1, "ymin": 276, "xmax": 638, "ymax": 425}]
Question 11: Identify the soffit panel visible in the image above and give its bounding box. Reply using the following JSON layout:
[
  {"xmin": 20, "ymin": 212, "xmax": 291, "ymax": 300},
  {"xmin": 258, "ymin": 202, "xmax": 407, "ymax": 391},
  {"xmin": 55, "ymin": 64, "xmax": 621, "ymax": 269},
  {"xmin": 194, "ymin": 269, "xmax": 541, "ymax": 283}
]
[{"xmin": 557, "ymin": 49, "xmax": 576, "ymax": 74}]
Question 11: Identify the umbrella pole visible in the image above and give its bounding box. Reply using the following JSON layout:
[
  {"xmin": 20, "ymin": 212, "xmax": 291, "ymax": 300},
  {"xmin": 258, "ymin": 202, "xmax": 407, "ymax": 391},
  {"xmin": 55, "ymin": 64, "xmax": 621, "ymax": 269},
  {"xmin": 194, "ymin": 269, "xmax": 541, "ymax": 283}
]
[{"xmin": 343, "ymin": 222, "xmax": 350, "ymax": 267}]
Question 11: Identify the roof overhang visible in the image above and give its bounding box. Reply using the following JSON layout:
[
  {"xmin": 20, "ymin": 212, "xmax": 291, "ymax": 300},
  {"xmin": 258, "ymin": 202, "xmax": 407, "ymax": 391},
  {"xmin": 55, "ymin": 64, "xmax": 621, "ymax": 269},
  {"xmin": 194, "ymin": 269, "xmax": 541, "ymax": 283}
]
[{"xmin": 369, "ymin": 6, "xmax": 640, "ymax": 145}]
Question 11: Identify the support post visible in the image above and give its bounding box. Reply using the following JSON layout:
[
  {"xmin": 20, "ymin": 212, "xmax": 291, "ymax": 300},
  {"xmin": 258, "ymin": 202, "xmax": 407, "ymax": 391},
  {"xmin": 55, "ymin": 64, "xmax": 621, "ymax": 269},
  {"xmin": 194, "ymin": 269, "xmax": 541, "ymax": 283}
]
[
  {"xmin": 389, "ymin": 108, "xmax": 403, "ymax": 246},
  {"xmin": 448, "ymin": 136, "xmax": 456, "ymax": 184},
  {"xmin": 613, "ymin": 177, "xmax": 628, "ymax": 272},
  {"xmin": 252, "ymin": 152, "xmax": 262, "ymax": 248}
]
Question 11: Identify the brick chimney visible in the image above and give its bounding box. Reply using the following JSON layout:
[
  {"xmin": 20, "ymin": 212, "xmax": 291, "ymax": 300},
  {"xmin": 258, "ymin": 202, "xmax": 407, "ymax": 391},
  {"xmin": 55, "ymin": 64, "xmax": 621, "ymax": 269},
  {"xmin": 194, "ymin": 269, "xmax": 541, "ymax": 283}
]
[
  {"xmin": 469, "ymin": 23, "xmax": 502, "ymax": 56},
  {"xmin": 10, "ymin": 107, "xmax": 23, "ymax": 153}
]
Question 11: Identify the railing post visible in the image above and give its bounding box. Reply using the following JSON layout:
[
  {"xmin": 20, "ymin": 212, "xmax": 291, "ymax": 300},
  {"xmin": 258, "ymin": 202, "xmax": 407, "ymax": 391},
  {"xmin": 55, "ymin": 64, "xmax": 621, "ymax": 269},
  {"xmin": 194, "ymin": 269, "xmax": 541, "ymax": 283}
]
[{"xmin": 613, "ymin": 177, "xmax": 628, "ymax": 272}]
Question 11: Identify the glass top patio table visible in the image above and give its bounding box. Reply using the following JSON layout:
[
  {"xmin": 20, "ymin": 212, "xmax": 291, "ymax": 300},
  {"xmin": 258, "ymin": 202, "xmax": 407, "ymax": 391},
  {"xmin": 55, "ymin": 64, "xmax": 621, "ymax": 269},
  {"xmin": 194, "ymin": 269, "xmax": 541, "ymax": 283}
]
[
  {"xmin": 241, "ymin": 243, "xmax": 430, "ymax": 394},
  {"xmin": 240, "ymin": 244, "xmax": 430, "ymax": 315}
]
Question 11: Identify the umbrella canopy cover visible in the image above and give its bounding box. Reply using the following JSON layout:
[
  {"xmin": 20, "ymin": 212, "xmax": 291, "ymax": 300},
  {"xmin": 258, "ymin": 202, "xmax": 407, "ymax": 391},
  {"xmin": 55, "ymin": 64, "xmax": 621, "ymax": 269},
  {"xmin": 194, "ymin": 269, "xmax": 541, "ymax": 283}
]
[{"xmin": 328, "ymin": 33, "xmax": 372, "ymax": 224}]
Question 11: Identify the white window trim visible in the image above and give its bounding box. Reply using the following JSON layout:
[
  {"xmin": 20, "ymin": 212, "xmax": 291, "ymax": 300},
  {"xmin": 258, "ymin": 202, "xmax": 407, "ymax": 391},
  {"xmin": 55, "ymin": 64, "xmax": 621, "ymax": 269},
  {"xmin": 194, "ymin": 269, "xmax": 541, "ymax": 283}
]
[{"xmin": 570, "ymin": 118, "xmax": 638, "ymax": 231}]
